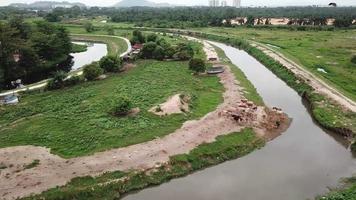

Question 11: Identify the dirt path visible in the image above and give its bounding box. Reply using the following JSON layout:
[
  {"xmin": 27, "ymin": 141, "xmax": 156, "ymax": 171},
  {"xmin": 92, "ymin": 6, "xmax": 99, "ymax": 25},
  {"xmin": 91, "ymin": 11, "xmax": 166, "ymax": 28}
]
[
  {"xmin": 0, "ymin": 41, "xmax": 286, "ymax": 200},
  {"xmin": 251, "ymin": 42, "xmax": 356, "ymax": 113}
]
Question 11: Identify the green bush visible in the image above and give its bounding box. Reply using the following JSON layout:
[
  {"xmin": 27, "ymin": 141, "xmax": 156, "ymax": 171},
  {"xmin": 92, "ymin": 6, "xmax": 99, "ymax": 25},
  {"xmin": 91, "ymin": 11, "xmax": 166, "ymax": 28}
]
[
  {"xmin": 141, "ymin": 42, "xmax": 157, "ymax": 59},
  {"xmin": 99, "ymin": 55, "xmax": 122, "ymax": 72},
  {"xmin": 47, "ymin": 71, "xmax": 67, "ymax": 90},
  {"xmin": 112, "ymin": 96, "xmax": 133, "ymax": 116},
  {"xmin": 146, "ymin": 33, "xmax": 158, "ymax": 42},
  {"xmin": 351, "ymin": 142, "xmax": 356, "ymax": 152},
  {"xmin": 351, "ymin": 55, "xmax": 356, "ymax": 64},
  {"xmin": 153, "ymin": 46, "xmax": 165, "ymax": 60},
  {"xmin": 83, "ymin": 63, "xmax": 103, "ymax": 81},
  {"xmin": 65, "ymin": 76, "xmax": 82, "ymax": 86},
  {"xmin": 84, "ymin": 22, "xmax": 94, "ymax": 33},
  {"xmin": 189, "ymin": 58, "xmax": 206, "ymax": 73}
]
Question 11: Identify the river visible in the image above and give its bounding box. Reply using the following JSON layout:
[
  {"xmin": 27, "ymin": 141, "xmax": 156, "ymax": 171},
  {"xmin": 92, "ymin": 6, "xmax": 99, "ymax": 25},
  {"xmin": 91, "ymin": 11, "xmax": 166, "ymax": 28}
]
[
  {"xmin": 70, "ymin": 42, "xmax": 107, "ymax": 71},
  {"xmin": 122, "ymin": 41, "xmax": 356, "ymax": 200}
]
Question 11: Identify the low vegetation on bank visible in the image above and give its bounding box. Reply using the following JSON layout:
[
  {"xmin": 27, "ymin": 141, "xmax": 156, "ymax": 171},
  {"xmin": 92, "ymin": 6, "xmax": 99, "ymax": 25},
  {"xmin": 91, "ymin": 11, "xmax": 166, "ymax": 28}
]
[
  {"xmin": 317, "ymin": 177, "xmax": 356, "ymax": 200},
  {"xmin": 22, "ymin": 128, "xmax": 264, "ymax": 200}
]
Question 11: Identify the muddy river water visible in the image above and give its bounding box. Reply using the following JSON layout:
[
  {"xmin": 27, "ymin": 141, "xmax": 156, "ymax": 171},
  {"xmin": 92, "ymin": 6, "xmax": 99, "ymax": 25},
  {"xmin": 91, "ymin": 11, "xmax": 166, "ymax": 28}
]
[
  {"xmin": 123, "ymin": 42, "xmax": 356, "ymax": 200},
  {"xmin": 70, "ymin": 42, "xmax": 107, "ymax": 71}
]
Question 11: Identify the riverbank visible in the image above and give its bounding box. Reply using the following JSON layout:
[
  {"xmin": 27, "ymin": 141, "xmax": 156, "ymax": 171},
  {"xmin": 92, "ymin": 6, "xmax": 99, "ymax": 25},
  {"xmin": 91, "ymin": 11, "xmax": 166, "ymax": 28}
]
[
  {"xmin": 168, "ymin": 30, "xmax": 355, "ymax": 150},
  {"xmin": 0, "ymin": 35, "xmax": 289, "ymax": 200}
]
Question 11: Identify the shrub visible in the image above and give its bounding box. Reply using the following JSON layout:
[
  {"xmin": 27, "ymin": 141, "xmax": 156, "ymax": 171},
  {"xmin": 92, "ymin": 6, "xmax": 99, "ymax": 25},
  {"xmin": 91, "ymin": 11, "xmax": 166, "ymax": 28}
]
[
  {"xmin": 64, "ymin": 76, "xmax": 82, "ymax": 86},
  {"xmin": 47, "ymin": 71, "xmax": 67, "ymax": 90},
  {"xmin": 146, "ymin": 34, "xmax": 158, "ymax": 42},
  {"xmin": 84, "ymin": 22, "xmax": 94, "ymax": 33},
  {"xmin": 153, "ymin": 46, "xmax": 165, "ymax": 60},
  {"xmin": 99, "ymin": 55, "xmax": 123, "ymax": 72},
  {"xmin": 141, "ymin": 42, "xmax": 157, "ymax": 59},
  {"xmin": 351, "ymin": 55, "xmax": 356, "ymax": 64},
  {"xmin": 189, "ymin": 58, "xmax": 206, "ymax": 73},
  {"xmin": 351, "ymin": 142, "xmax": 356, "ymax": 152},
  {"xmin": 83, "ymin": 63, "xmax": 103, "ymax": 81},
  {"xmin": 112, "ymin": 96, "xmax": 133, "ymax": 116},
  {"xmin": 131, "ymin": 30, "xmax": 145, "ymax": 44}
]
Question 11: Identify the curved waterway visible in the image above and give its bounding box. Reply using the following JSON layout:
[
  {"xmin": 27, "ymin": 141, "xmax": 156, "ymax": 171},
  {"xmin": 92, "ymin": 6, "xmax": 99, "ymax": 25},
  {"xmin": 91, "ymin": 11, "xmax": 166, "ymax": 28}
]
[
  {"xmin": 123, "ymin": 41, "xmax": 356, "ymax": 200},
  {"xmin": 70, "ymin": 42, "xmax": 107, "ymax": 71}
]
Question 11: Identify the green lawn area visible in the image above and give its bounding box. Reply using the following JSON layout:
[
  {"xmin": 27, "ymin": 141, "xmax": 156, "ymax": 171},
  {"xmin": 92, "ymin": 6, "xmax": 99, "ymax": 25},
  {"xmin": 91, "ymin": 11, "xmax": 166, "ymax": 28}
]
[
  {"xmin": 0, "ymin": 60, "xmax": 223, "ymax": 158},
  {"xmin": 193, "ymin": 27, "xmax": 356, "ymax": 101}
]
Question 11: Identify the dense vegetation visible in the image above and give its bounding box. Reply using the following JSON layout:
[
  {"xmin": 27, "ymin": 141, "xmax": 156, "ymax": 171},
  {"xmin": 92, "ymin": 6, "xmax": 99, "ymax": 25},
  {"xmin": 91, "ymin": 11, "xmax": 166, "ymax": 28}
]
[
  {"xmin": 23, "ymin": 129, "xmax": 264, "ymax": 200},
  {"xmin": 0, "ymin": 17, "xmax": 72, "ymax": 89}
]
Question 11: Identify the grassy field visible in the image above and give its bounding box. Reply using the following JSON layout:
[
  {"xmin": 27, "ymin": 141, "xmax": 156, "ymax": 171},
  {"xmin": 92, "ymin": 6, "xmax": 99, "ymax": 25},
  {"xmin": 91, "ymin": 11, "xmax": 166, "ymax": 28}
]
[
  {"xmin": 193, "ymin": 27, "xmax": 356, "ymax": 101},
  {"xmin": 71, "ymin": 43, "xmax": 87, "ymax": 53},
  {"xmin": 0, "ymin": 60, "xmax": 223, "ymax": 158},
  {"xmin": 23, "ymin": 128, "xmax": 264, "ymax": 200}
]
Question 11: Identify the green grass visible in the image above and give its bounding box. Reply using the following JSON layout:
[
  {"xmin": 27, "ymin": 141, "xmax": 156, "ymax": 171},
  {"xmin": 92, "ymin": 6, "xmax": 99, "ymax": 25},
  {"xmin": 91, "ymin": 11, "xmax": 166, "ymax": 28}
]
[
  {"xmin": 23, "ymin": 128, "xmax": 264, "ymax": 200},
  {"xmin": 192, "ymin": 27, "xmax": 356, "ymax": 101},
  {"xmin": 317, "ymin": 177, "xmax": 356, "ymax": 200},
  {"xmin": 0, "ymin": 60, "xmax": 223, "ymax": 158},
  {"xmin": 71, "ymin": 43, "xmax": 87, "ymax": 53}
]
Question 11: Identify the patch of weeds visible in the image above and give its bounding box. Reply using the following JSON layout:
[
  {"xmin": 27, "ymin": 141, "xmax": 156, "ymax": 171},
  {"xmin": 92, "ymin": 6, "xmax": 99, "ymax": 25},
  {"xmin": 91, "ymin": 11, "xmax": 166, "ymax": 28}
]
[{"xmin": 24, "ymin": 160, "xmax": 40, "ymax": 170}]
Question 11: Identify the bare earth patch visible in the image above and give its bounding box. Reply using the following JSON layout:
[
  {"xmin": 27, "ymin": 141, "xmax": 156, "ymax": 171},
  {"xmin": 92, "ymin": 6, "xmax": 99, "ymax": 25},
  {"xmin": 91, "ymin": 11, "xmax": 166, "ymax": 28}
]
[
  {"xmin": 149, "ymin": 94, "xmax": 189, "ymax": 116},
  {"xmin": 0, "ymin": 40, "xmax": 290, "ymax": 200}
]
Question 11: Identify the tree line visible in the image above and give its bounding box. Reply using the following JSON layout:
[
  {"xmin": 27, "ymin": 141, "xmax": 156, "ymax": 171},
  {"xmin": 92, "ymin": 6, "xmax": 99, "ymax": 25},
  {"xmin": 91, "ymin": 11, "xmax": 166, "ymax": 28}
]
[{"xmin": 0, "ymin": 17, "xmax": 72, "ymax": 89}]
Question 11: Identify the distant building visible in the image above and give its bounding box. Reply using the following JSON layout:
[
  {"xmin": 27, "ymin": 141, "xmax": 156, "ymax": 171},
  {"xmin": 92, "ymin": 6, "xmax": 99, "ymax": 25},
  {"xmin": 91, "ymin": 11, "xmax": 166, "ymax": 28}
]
[
  {"xmin": 209, "ymin": 0, "xmax": 220, "ymax": 7},
  {"xmin": 233, "ymin": 0, "xmax": 241, "ymax": 8},
  {"xmin": 221, "ymin": 0, "xmax": 227, "ymax": 7}
]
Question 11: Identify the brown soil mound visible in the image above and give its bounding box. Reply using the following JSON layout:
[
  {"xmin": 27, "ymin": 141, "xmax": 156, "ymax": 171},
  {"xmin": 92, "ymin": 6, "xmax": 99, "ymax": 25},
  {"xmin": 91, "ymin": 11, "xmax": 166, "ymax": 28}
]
[{"xmin": 149, "ymin": 94, "xmax": 189, "ymax": 116}]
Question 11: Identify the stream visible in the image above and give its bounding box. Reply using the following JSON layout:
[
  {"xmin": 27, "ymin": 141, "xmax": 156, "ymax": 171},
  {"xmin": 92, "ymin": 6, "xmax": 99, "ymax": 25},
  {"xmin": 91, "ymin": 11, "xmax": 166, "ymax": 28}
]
[
  {"xmin": 70, "ymin": 42, "xmax": 107, "ymax": 71},
  {"xmin": 122, "ymin": 41, "xmax": 356, "ymax": 200}
]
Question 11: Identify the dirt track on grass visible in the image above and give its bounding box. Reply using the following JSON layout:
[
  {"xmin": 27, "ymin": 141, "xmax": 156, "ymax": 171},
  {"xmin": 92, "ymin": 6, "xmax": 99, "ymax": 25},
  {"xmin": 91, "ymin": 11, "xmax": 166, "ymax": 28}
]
[
  {"xmin": 251, "ymin": 42, "xmax": 356, "ymax": 113},
  {"xmin": 0, "ymin": 41, "xmax": 287, "ymax": 200}
]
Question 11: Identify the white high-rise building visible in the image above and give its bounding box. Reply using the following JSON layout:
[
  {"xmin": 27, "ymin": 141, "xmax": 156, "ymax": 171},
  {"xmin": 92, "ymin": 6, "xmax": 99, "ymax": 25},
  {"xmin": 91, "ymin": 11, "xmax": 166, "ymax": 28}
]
[
  {"xmin": 221, "ymin": 0, "xmax": 227, "ymax": 7},
  {"xmin": 233, "ymin": 0, "xmax": 241, "ymax": 8},
  {"xmin": 209, "ymin": 0, "xmax": 220, "ymax": 7}
]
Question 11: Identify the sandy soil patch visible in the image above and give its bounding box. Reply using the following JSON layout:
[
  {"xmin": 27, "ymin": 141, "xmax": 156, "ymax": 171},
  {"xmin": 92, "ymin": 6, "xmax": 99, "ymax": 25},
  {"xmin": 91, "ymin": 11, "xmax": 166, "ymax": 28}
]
[{"xmin": 149, "ymin": 94, "xmax": 189, "ymax": 116}]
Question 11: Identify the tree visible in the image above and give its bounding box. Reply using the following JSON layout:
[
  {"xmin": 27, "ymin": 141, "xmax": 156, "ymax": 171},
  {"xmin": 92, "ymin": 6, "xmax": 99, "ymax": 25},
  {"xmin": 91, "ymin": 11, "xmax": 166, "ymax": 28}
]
[
  {"xmin": 189, "ymin": 58, "xmax": 206, "ymax": 74},
  {"xmin": 146, "ymin": 33, "xmax": 158, "ymax": 42},
  {"xmin": 45, "ymin": 13, "xmax": 61, "ymax": 22},
  {"xmin": 246, "ymin": 16, "xmax": 255, "ymax": 26},
  {"xmin": 104, "ymin": 25, "xmax": 115, "ymax": 35},
  {"xmin": 351, "ymin": 55, "xmax": 356, "ymax": 64},
  {"xmin": 112, "ymin": 95, "xmax": 133, "ymax": 116},
  {"xmin": 174, "ymin": 43, "xmax": 194, "ymax": 61},
  {"xmin": 84, "ymin": 22, "xmax": 94, "ymax": 33},
  {"xmin": 0, "ymin": 22, "xmax": 24, "ymax": 88},
  {"xmin": 47, "ymin": 70, "xmax": 67, "ymax": 90},
  {"xmin": 333, "ymin": 17, "xmax": 353, "ymax": 27},
  {"xmin": 131, "ymin": 30, "xmax": 145, "ymax": 44},
  {"xmin": 153, "ymin": 46, "xmax": 165, "ymax": 60},
  {"xmin": 99, "ymin": 55, "xmax": 122, "ymax": 72},
  {"xmin": 83, "ymin": 63, "xmax": 103, "ymax": 81},
  {"xmin": 141, "ymin": 42, "xmax": 157, "ymax": 59}
]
